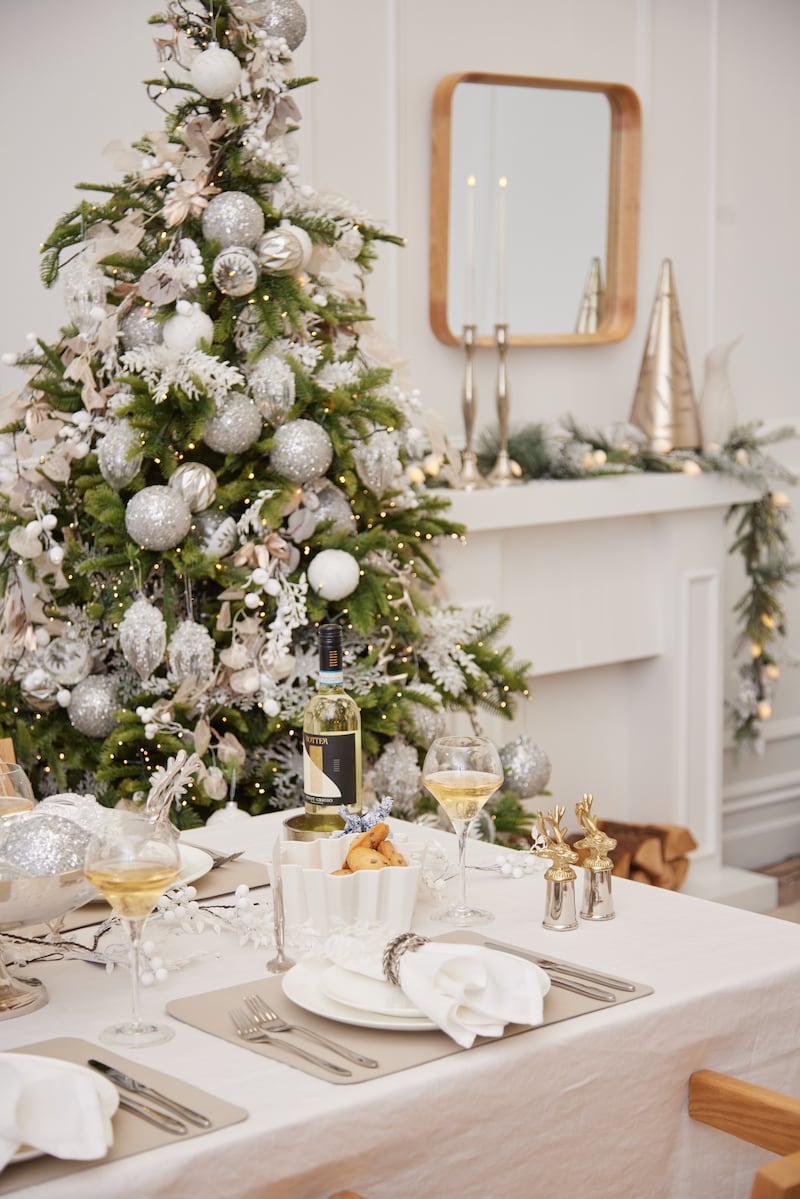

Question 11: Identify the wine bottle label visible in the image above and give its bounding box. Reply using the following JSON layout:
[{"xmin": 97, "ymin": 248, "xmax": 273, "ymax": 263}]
[{"xmin": 303, "ymin": 730, "xmax": 358, "ymax": 807}]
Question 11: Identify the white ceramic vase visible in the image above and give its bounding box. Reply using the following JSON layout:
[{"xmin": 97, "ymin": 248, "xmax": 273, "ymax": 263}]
[{"xmin": 699, "ymin": 336, "xmax": 742, "ymax": 449}]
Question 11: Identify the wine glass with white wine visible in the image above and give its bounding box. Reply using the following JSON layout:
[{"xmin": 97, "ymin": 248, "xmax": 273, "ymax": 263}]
[
  {"xmin": 422, "ymin": 734, "xmax": 503, "ymax": 926},
  {"xmin": 0, "ymin": 762, "xmax": 36, "ymax": 821},
  {"xmin": 84, "ymin": 811, "xmax": 180, "ymax": 1047}
]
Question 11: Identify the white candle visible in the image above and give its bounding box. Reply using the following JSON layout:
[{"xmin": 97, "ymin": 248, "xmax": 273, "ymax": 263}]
[
  {"xmin": 496, "ymin": 175, "xmax": 508, "ymax": 326},
  {"xmin": 465, "ymin": 174, "xmax": 477, "ymax": 329}
]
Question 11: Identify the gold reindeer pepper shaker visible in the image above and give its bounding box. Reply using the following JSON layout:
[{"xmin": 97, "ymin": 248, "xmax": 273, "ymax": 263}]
[
  {"xmin": 574, "ymin": 794, "xmax": 617, "ymax": 921},
  {"xmin": 534, "ymin": 806, "xmax": 579, "ymax": 931}
]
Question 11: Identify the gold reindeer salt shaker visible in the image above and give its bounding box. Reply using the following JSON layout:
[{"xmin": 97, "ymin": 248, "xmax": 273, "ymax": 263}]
[
  {"xmin": 534, "ymin": 806, "xmax": 579, "ymax": 931},
  {"xmin": 574, "ymin": 794, "xmax": 617, "ymax": 921}
]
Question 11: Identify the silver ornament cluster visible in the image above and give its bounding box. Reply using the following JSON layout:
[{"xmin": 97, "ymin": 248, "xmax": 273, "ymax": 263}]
[
  {"xmin": 120, "ymin": 304, "xmax": 162, "ymax": 350},
  {"xmin": 169, "ymin": 461, "xmax": 217, "ymax": 512},
  {"xmin": 1, "ymin": 812, "xmax": 92, "ymax": 875},
  {"xmin": 97, "ymin": 422, "xmax": 143, "ymax": 491},
  {"xmin": 168, "ymin": 620, "xmax": 216, "ymax": 684},
  {"xmin": 256, "ymin": 225, "xmax": 312, "ymax": 275},
  {"xmin": 192, "ymin": 508, "xmax": 238, "ymax": 559},
  {"xmin": 203, "ymin": 394, "xmax": 262, "ymax": 454},
  {"xmin": 247, "ymin": 355, "xmax": 295, "ymax": 425},
  {"xmin": 125, "ymin": 486, "xmax": 193, "ymax": 550},
  {"xmin": 119, "ymin": 597, "xmax": 167, "ymax": 680},
  {"xmin": 270, "ymin": 419, "xmax": 333, "ymax": 483},
  {"xmin": 499, "ymin": 735, "xmax": 551, "ymax": 798},
  {"xmin": 212, "ymin": 246, "xmax": 259, "ymax": 296},
  {"xmin": 202, "ymin": 192, "xmax": 265, "ymax": 249},
  {"xmin": 69, "ymin": 675, "xmax": 119, "ymax": 737},
  {"xmin": 259, "ymin": 0, "xmax": 307, "ymax": 49}
]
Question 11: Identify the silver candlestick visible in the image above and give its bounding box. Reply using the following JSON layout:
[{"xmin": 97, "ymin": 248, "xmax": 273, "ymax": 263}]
[
  {"xmin": 453, "ymin": 324, "xmax": 486, "ymax": 490},
  {"xmin": 488, "ymin": 323, "xmax": 521, "ymax": 486}
]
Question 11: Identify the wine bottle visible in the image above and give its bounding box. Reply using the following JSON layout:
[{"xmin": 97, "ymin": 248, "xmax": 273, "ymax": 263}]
[{"xmin": 302, "ymin": 624, "xmax": 362, "ymax": 831}]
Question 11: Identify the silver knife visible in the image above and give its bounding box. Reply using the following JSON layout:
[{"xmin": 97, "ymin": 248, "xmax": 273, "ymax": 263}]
[
  {"xmin": 483, "ymin": 941, "xmax": 636, "ymax": 992},
  {"xmin": 88, "ymin": 1059, "xmax": 212, "ymax": 1128},
  {"xmin": 115, "ymin": 1095, "xmax": 188, "ymax": 1135},
  {"xmin": 546, "ymin": 973, "xmax": 617, "ymax": 1003}
]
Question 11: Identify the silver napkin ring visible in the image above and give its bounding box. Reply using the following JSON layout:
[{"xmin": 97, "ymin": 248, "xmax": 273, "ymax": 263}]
[{"xmin": 382, "ymin": 932, "xmax": 430, "ymax": 986}]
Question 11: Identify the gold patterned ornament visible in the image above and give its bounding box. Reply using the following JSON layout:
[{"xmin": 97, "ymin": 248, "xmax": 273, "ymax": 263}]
[
  {"xmin": 574, "ymin": 794, "xmax": 616, "ymax": 922},
  {"xmin": 628, "ymin": 259, "xmax": 702, "ymax": 452},
  {"xmin": 534, "ymin": 806, "xmax": 579, "ymax": 932}
]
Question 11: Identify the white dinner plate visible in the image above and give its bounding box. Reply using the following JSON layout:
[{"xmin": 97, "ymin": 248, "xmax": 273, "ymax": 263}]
[
  {"xmin": 176, "ymin": 845, "xmax": 214, "ymax": 887},
  {"xmin": 320, "ymin": 963, "xmax": 425, "ymax": 1018},
  {"xmin": 282, "ymin": 957, "xmax": 437, "ymax": 1032}
]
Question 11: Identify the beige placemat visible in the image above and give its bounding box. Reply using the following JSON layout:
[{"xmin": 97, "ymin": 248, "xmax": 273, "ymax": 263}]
[
  {"xmin": 0, "ymin": 1037, "xmax": 248, "ymax": 1194},
  {"xmin": 58, "ymin": 858, "xmax": 267, "ymax": 933},
  {"xmin": 166, "ymin": 932, "xmax": 653, "ymax": 1085}
]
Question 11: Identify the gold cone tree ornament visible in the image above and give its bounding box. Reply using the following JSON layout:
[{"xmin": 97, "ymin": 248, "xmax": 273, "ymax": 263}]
[
  {"xmin": 574, "ymin": 257, "xmax": 604, "ymax": 334},
  {"xmin": 628, "ymin": 259, "xmax": 702, "ymax": 451}
]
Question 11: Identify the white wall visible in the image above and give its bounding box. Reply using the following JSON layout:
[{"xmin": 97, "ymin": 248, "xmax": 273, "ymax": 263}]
[{"xmin": 1, "ymin": 0, "xmax": 798, "ymax": 870}]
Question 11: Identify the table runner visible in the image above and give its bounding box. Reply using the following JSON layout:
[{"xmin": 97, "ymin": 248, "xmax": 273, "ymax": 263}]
[
  {"xmin": 0, "ymin": 1038, "xmax": 248, "ymax": 1194},
  {"xmin": 166, "ymin": 931, "xmax": 653, "ymax": 1084}
]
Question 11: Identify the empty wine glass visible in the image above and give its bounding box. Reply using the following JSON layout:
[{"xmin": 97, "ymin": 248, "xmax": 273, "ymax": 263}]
[
  {"xmin": 0, "ymin": 762, "xmax": 36, "ymax": 820},
  {"xmin": 422, "ymin": 734, "xmax": 503, "ymax": 926},
  {"xmin": 84, "ymin": 811, "xmax": 180, "ymax": 1047}
]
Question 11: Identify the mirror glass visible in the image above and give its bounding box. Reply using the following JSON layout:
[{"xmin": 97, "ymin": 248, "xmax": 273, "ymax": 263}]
[{"xmin": 430, "ymin": 73, "xmax": 641, "ymax": 347}]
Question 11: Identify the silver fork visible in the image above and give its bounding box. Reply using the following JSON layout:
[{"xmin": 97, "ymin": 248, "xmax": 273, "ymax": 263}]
[
  {"xmin": 228, "ymin": 1008, "xmax": 352, "ymax": 1077},
  {"xmin": 244, "ymin": 994, "xmax": 379, "ymax": 1069}
]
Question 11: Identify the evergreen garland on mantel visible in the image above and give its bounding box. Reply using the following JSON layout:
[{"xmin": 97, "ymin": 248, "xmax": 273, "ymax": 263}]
[{"xmin": 475, "ymin": 416, "xmax": 799, "ymax": 753}]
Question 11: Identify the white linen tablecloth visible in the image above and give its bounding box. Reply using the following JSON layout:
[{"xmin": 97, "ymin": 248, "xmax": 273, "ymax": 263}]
[{"xmin": 1, "ymin": 811, "xmax": 798, "ymax": 1199}]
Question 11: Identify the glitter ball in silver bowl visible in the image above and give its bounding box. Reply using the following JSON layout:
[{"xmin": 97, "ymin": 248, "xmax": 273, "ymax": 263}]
[
  {"xmin": 1, "ymin": 812, "xmax": 92, "ymax": 875},
  {"xmin": 203, "ymin": 394, "xmax": 263, "ymax": 454},
  {"xmin": 202, "ymin": 192, "xmax": 265, "ymax": 250},
  {"xmin": 68, "ymin": 675, "xmax": 119, "ymax": 738},
  {"xmin": 499, "ymin": 735, "xmax": 552, "ymax": 798},
  {"xmin": 125, "ymin": 485, "xmax": 193, "ymax": 550},
  {"xmin": 270, "ymin": 419, "xmax": 333, "ymax": 484}
]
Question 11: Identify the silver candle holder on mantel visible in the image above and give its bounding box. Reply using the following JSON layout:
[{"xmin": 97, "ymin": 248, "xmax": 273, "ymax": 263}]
[
  {"xmin": 487, "ymin": 323, "xmax": 522, "ymax": 487},
  {"xmin": 452, "ymin": 324, "xmax": 486, "ymax": 490}
]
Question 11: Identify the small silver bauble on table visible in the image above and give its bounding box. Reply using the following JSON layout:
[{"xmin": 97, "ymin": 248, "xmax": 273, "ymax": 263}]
[
  {"xmin": 500, "ymin": 735, "xmax": 552, "ymax": 799},
  {"xmin": 202, "ymin": 192, "xmax": 265, "ymax": 249},
  {"xmin": 168, "ymin": 461, "xmax": 218, "ymax": 512},
  {"xmin": 118, "ymin": 597, "xmax": 168, "ymax": 680},
  {"xmin": 202, "ymin": 394, "xmax": 263, "ymax": 454},
  {"xmin": 97, "ymin": 422, "xmax": 144, "ymax": 491},
  {"xmin": 256, "ymin": 224, "xmax": 312, "ymax": 275},
  {"xmin": 120, "ymin": 304, "xmax": 162, "ymax": 350},
  {"xmin": 68, "ymin": 674, "xmax": 119, "ymax": 737},
  {"xmin": 168, "ymin": 620, "xmax": 216, "ymax": 684},
  {"xmin": 212, "ymin": 246, "xmax": 259, "ymax": 296},
  {"xmin": 270, "ymin": 418, "xmax": 333, "ymax": 483},
  {"xmin": 191, "ymin": 508, "xmax": 238, "ymax": 559},
  {"xmin": 125, "ymin": 485, "xmax": 193, "ymax": 550}
]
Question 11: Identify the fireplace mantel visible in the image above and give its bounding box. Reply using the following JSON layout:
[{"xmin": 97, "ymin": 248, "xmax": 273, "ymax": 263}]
[{"xmin": 437, "ymin": 473, "xmax": 777, "ymax": 911}]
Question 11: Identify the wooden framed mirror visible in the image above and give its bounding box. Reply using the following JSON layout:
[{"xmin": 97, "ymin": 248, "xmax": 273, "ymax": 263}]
[{"xmin": 429, "ymin": 72, "xmax": 642, "ymax": 347}]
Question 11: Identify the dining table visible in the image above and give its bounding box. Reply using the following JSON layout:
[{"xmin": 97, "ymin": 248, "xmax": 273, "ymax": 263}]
[{"xmin": 1, "ymin": 809, "xmax": 799, "ymax": 1199}]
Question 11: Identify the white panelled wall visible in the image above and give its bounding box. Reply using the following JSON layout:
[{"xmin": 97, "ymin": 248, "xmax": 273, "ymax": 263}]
[{"xmin": 0, "ymin": 1, "xmax": 798, "ymax": 907}]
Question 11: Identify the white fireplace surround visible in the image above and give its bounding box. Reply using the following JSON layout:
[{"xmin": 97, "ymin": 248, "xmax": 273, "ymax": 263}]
[{"xmin": 437, "ymin": 472, "xmax": 778, "ymax": 912}]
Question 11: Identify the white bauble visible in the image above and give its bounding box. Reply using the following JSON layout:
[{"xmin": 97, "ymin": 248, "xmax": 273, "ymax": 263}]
[
  {"xmin": 169, "ymin": 461, "xmax": 218, "ymax": 512},
  {"xmin": 97, "ymin": 422, "xmax": 143, "ymax": 491},
  {"xmin": 118, "ymin": 597, "xmax": 168, "ymax": 680},
  {"xmin": 202, "ymin": 192, "xmax": 265, "ymax": 249},
  {"xmin": 307, "ymin": 549, "xmax": 360, "ymax": 600},
  {"xmin": 162, "ymin": 302, "xmax": 214, "ymax": 352},
  {"xmin": 125, "ymin": 486, "xmax": 193, "ymax": 550},
  {"xmin": 190, "ymin": 43, "xmax": 242, "ymax": 99},
  {"xmin": 203, "ymin": 394, "xmax": 262, "ymax": 454}
]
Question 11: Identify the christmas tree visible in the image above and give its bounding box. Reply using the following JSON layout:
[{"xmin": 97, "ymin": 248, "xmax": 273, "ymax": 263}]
[{"xmin": 0, "ymin": 0, "xmax": 531, "ymax": 831}]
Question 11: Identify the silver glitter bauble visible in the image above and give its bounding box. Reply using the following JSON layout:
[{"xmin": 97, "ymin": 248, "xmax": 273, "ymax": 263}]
[
  {"xmin": 41, "ymin": 637, "xmax": 90, "ymax": 687},
  {"xmin": 203, "ymin": 394, "xmax": 262, "ymax": 454},
  {"xmin": 20, "ymin": 668, "xmax": 59, "ymax": 713},
  {"xmin": 2, "ymin": 812, "xmax": 92, "ymax": 875},
  {"xmin": 168, "ymin": 620, "xmax": 216, "ymax": 684},
  {"xmin": 352, "ymin": 431, "xmax": 401, "ymax": 497},
  {"xmin": 260, "ymin": 0, "xmax": 307, "ymax": 49},
  {"xmin": 125, "ymin": 486, "xmax": 193, "ymax": 551},
  {"xmin": 372, "ymin": 739, "xmax": 421, "ymax": 810},
  {"xmin": 256, "ymin": 224, "xmax": 312, "ymax": 275},
  {"xmin": 118, "ymin": 597, "xmax": 167, "ymax": 680},
  {"xmin": 212, "ymin": 245, "xmax": 259, "ymax": 296},
  {"xmin": 308, "ymin": 480, "xmax": 355, "ymax": 534},
  {"xmin": 499, "ymin": 735, "xmax": 551, "ymax": 799},
  {"xmin": 191, "ymin": 508, "xmax": 238, "ymax": 559},
  {"xmin": 270, "ymin": 419, "xmax": 333, "ymax": 483},
  {"xmin": 307, "ymin": 548, "xmax": 360, "ymax": 600},
  {"xmin": 168, "ymin": 461, "xmax": 218, "ymax": 512},
  {"xmin": 189, "ymin": 43, "xmax": 242, "ymax": 99},
  {"xmin": 247, "ymin": 355, "xmax": 295, "ymax": 425},
  {"xmin": 407, "ymin": 701, "xmax": 446, "ymax": 746},
  {"xmin": 97, "ymin": 422, "xmax": 144, "ymax": 491},
  {"xmin": 202, "ymin": 192, "xmax": 265, "ymax": 249},
  {"xmin": 120, "ymin": 304, "xmax": 163, "ymax": 350},
  {"xmin": 68, "ymin": 675, "xmax": 119, "ymax": 737}
]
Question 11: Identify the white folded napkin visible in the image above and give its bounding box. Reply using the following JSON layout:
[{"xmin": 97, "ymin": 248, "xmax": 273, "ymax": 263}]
[
  {"xmin": 0, "ymin": 1054, "xmax": 116, "ymax": 1173},
  {"xmin": 324, "ymin": 932, "xmax": 550, "ymax": 1048}
]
